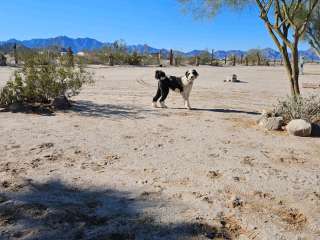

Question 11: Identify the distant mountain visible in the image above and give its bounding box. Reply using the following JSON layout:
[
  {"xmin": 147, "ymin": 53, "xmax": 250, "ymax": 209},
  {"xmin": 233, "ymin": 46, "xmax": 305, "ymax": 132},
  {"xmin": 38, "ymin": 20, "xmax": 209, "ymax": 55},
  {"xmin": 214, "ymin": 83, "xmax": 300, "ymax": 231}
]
[
  {"xmin": 0, "ymin": 36, "xmax": 319, "ymax": 60},
  {"xmin": 299, "ymin": 49, "xmax": 320, "ymax": 61},
  {"xmin": 214, "ymin": 50, "xmax": 246, "ymax": 59},
  {"xmin": 2, "ymin": 36, "xmax": 105, "ymax": 53},
  {"xmin": 0, "ymin": 42, "xmax": 30, "ymax": 54},
  {"xmin": 260, "ymin": 48, "xmax": 282, "ymax": 60}
]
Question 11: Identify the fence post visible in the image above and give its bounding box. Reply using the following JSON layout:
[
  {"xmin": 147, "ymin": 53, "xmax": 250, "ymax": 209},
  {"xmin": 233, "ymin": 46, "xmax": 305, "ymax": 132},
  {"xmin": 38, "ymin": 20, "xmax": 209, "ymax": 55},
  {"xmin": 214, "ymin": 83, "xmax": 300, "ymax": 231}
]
[
  {"xmin": 211, "ymin": 49, "xmax": 214, "ymax": 65},
  {"xmin": 13, "ymin": 43, "xmax": 18, "ymax": 65},
  {"xmin": 169, "ymin": 49, "xmax": 174, "ymax": 66}
]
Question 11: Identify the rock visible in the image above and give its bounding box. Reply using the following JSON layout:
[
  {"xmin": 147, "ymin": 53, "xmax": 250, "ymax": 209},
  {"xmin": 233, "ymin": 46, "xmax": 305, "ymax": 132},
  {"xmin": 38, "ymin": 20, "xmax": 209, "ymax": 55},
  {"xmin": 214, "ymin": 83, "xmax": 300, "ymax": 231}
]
[
  {"xmin": 51, "ymin": 95, "xmax": 71, "ymax": 110},
  {"xmin": 230, "ymin": 196, "xmax": 244, "ymax": 208},
  {"xmin": 8, "ymin": 103, "xmax": 29, "ymax": 112},
  {"xmin": 286, "ymin": 119, "xmax": 312, "ymax": 137},
  {"xmin": 311, "ymin": 123, "xmax": 320, "ymax": 137},
  {"xmin": 0, "ymin": 194, "xmax": 8, "ymax": 203},
  {"xmin": 224, "ymin": 74, "xmax": 239, "ymax": 82},
  {"xmin": 258, "ymin": 116, "xmax": 284, "ymax": 130}
]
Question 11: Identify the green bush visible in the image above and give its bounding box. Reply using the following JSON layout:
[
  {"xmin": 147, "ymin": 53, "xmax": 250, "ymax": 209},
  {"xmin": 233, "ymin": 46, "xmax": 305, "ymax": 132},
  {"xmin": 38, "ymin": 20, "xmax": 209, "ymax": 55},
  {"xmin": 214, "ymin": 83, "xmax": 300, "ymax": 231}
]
[
  {"xmin": 126, "ymin": 52, "xmax": 143, "ymax": 65},
  {"xmin": 272, "ymin": 95, "xmax": 320, "ymax": 124},
  {"xmin": 0, "ymin": 53, "xmax": 93, "ymax": 107},
  {"xmin": 245, "ymin": 49, "xmax": 269, "ymax": 66}
]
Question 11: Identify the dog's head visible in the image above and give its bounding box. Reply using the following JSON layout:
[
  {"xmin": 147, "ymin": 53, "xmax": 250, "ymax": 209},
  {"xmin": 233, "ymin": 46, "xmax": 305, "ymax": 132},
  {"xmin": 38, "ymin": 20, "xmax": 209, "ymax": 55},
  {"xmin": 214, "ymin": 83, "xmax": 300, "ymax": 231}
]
[
  {"xmin": 155, "ymin": 70, "xmax": 166, "ymax": 80},
  {"xmin": 185, "ymin": 69, "xmax": 199, "ymax": 82}
]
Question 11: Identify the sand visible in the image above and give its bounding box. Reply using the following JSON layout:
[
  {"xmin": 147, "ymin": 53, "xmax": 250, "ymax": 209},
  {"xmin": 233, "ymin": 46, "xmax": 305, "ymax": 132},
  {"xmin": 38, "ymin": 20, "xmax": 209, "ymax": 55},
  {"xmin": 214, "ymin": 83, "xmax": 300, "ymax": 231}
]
[{"xmin": 0, "ymin": 65, "xmax": 319, "ymax": 239}]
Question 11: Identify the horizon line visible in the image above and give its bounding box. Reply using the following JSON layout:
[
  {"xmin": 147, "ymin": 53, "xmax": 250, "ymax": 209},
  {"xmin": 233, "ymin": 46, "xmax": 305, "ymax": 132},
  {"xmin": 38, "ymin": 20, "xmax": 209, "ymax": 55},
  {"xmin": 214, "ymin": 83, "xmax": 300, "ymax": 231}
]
[{"xmin": 0, "ymin": 35, "xmax": 313, "ymax": 52}]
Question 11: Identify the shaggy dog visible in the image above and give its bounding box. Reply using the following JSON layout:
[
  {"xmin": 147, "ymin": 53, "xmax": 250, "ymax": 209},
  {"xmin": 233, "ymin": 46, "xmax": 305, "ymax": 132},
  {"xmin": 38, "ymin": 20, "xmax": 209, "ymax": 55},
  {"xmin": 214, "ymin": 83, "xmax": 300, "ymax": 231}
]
[{"xmin": 152, "ymin": 69, "xmax": 199, "ymax": 109}]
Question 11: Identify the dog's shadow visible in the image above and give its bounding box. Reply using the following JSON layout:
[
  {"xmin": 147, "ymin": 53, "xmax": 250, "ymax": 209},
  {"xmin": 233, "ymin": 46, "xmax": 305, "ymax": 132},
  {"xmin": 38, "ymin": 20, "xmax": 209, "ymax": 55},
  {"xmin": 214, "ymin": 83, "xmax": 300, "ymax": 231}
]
[
  {"xmin": 223, "ymin": 80, "xmax": 248, "ymax": 84},
  {"xmin": 171, "ymin": 107, "xmax": 259, "ymax": 116}
]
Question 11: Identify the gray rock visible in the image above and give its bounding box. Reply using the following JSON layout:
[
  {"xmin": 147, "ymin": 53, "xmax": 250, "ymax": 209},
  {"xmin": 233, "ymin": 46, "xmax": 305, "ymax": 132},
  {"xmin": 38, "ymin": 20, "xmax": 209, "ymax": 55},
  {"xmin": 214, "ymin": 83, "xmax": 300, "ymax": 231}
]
[
  {"xmin": 224, "ymin": 74, "xmax": 240, "ymax": 82},
  {"xmin": 258, "ymin": 116, "xmax": 284, "ymax": 130},
  {"xmin": 51, "ymin": 95, "xmax": 71, "ymax": 110},
  {"xmin": 286, "ymin": 119, "xmax": 312, "ymax": 137},
  {"xmin": 8, "ymin": 103, "xmax": 28, "ymax": 112}
]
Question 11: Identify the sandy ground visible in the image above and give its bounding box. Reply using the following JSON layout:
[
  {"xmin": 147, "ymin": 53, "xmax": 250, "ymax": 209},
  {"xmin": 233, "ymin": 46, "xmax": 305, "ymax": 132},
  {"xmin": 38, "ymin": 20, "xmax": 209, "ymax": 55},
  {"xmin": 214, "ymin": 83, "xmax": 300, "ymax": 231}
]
[{"xmin": 0, "ymin": 65, "xmax": 319, "ymax": 240}]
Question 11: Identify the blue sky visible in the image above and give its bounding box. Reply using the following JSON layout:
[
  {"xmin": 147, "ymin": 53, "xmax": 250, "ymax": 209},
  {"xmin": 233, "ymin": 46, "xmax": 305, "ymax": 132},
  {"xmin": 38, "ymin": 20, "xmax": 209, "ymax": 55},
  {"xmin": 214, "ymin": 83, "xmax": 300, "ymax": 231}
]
[{"xmin": 1, "ymin": 0, "xmax": 309, "ymax": 51}]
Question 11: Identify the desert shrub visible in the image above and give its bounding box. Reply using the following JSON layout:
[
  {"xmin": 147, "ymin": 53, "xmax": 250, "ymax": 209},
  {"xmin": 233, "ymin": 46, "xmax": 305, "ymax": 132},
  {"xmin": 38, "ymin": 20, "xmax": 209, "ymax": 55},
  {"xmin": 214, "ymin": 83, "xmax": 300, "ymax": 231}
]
[
  {"xmin": 227, "ymin": 54, "xmax": 238, "ymax": 66},
  {"xmin": 126, "ymin": 52, "xmax": 143, "ymax": 65},
  {"xmin": 199, "ymin": 51, "xmax": 212, "ymax": 65},
  {"xmin": 272, "ymin": 95, "xmax": 320, "ymax": 124},
  {"xmin": 0, "ymin": 53, "xmax": 93, "ymax": 107},
  {"xmin": 174, "ymin": 55, "xmax": 186, "ymax": 66},
  {"xmin": 245, "ymin": 49, "xmax": 268, "ymax": 66},
  {"xmin": 142, "ymin": 55, "xmax": 160, "ymax": 65}
]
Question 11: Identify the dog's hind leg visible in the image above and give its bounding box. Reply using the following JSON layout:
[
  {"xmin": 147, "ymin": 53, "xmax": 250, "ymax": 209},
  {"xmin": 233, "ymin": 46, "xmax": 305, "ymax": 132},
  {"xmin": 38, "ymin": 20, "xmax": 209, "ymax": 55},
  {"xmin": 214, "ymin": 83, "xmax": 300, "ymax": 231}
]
[{"xmin": 159, "ymin": 86, "xmax": 169, "ymax": 108}]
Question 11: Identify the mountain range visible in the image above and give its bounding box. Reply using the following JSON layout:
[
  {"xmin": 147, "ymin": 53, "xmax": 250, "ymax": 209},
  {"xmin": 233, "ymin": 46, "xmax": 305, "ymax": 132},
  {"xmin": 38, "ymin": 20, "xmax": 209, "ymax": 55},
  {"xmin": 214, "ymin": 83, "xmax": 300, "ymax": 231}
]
[{"xmin": 0, "ymin": 36, "xmax": 319, "ymax": 60}]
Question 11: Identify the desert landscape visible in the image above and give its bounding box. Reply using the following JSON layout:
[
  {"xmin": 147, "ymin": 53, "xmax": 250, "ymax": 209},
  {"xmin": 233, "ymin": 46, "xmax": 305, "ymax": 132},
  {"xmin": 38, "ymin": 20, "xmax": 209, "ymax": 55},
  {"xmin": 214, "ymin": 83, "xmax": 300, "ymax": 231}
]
[{"xmin": 0, "ymin": 65, "xmax": 319, "ymax": 239}]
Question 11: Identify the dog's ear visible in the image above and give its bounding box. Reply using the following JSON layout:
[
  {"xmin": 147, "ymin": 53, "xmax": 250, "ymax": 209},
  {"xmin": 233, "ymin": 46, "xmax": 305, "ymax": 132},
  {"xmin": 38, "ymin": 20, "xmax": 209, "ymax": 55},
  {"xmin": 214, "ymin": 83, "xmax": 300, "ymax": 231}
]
[
  {"xmin": 155, "ymin": 70, "xmax": 161, "ymax": 79},
  {"xmin": 192, "ymin": 69, "xmax": 199, "ymax": 77},
  {"xmin": 185, "ymin": 71, "xmax": 190, "ymax": 78}
]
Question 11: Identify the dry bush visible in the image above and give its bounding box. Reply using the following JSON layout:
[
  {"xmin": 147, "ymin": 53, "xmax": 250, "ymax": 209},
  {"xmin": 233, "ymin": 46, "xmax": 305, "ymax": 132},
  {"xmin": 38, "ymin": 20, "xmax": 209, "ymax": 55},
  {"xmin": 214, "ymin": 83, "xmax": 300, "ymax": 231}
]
[
  {"xmin": 0, "ymin": 53, "xmax": 93, "ymax": 107},
  {"xmin": 272, "ymin": 95, "xmax": 320, "ymax": 124}
]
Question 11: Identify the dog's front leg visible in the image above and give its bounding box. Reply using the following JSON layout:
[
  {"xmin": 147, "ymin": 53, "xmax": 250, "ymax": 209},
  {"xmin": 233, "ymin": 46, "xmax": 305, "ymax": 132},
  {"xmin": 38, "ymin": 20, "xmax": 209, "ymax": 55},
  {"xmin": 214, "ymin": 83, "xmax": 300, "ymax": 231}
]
[
  {"xmin": 185, "ymin": 98, "xmax": 191, "ymax": 110},
  {"xmin": 182, "ymin": 92, "xmax": 191, "ymax": 110}
]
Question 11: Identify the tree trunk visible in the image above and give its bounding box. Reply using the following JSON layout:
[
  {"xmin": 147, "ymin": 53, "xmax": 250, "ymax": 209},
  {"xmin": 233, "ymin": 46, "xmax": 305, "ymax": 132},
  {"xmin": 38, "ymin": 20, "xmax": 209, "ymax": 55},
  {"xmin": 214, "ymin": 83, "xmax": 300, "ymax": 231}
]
[
  {"xmin": 291, "ymin": 35, "xmax": 301, "ymax": 96},
  {"xmin": 281, "ymin": 45, "xmax": 300, "ymax": 97}
]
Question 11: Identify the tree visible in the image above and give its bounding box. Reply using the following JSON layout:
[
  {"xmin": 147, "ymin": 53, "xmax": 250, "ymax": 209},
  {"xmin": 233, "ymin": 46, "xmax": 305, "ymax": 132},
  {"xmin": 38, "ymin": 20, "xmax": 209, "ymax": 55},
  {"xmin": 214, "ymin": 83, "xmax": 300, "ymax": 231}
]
[
  {"xmin": 178, "ymin": 0, "xmax": 319, "ymax": 97},
  {"xmin": 305, "ymin": 4, "xmax": 320, "ymax": 56},
  {"xmin": 198, "ymin": 51, "xmax": 212, "ymax": 65},
  {"xmin": 246, "ymin": 49, "xmax": 267, "ymax": 65}
]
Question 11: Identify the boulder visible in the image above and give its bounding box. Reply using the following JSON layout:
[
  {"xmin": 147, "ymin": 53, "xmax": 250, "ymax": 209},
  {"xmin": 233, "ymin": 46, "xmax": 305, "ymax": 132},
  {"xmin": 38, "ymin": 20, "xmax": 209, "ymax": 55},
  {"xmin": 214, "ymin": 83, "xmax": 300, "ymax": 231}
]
[
  {"xmin": 286, "ymin": 119, "xmax": 312, "ymax": 137},
  {"xmin": 51, "ymin": 95, "xmax": 71, "ymax": 110},
  {"xmin": 258, "ymin": 116, "xmax": 284, "ymax": 130}
]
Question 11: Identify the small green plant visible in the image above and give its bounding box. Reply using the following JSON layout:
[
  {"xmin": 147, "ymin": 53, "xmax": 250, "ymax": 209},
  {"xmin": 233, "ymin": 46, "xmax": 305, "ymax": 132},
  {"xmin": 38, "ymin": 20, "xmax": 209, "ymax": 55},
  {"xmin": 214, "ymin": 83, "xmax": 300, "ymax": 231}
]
[
  {"xmin": 272, "ymin": 95, "xmax": 320, "ymax": 124},
  {"xmin": 0, "ymin": 53, "xmax": 93, "ymax": 107}
]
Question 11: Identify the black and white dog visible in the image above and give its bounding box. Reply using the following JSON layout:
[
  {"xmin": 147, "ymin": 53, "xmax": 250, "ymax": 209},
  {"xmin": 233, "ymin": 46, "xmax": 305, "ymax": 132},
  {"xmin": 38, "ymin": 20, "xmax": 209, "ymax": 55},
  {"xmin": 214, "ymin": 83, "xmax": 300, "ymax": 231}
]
[{"xmin": 152, "ymin": 69, "xmax": 199, "ymax": 109}]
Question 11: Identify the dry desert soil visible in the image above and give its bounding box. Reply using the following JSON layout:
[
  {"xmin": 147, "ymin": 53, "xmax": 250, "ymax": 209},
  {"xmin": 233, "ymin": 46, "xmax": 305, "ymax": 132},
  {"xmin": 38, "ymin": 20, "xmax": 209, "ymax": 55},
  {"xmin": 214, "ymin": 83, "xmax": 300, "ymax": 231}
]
[{"xmin": 0, "ymin": 65, "xmax": 319, "ymax": 240}]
